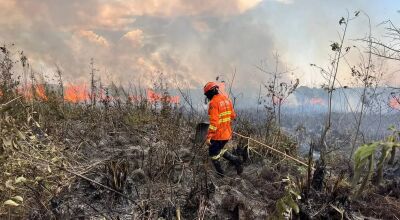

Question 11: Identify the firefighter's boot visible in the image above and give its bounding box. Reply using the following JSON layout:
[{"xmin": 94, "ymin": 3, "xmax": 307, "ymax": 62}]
[
  {"xmin": 223, "ymin": 151, "xmax": 243, "ymax": 175},
  {"xmin": 211, "ymin": 159, "xmax": 224, "ymax": 177}
]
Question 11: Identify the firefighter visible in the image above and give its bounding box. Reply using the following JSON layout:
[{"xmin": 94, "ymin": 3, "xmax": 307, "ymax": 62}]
[{"xmin": 203, "ymin": 82, "xmax": 243, "ymax": 176}]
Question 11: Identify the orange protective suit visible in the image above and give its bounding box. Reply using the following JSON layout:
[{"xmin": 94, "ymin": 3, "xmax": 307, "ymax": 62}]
[{"xmin": 207, "ymin": 93, "xmax": 236, "ymax": 141}]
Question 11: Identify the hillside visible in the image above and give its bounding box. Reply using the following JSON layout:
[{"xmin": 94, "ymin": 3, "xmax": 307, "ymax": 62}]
[{"xmin": 1, "ymin": 81, "xmax": 399, "ymax": 219}]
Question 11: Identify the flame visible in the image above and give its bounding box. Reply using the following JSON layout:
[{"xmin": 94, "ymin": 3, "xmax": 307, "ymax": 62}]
[
  {"xmin": 35, "ymin": 85, "xmax": 47, "ymax": 101},
  {"xmin": 272, "ymin": 96, "xmax": 281, "ymax": 105},
  {"xmin": 167, "ymin": 96, "xmax": 180, "ymax": 104},
  {"xmin": 0, "ymin": 83, "xmax": 180, "ymax": 105},
  {"xmin": 64, "ymin": 84, "xmax": 90, "ymax": 103},
  {"xmin": 147, "ymin": 89, "xmax": 161, "ymax": 102},
  {"xmin": 16, "ymin": 84, "xmax": 48, "ymax": 101},
  {"xmin": 147, "ymin": 89, "xmax": 180, "ymax": 104},
  {"xmin": 310, "ymin": 97, "xmax": 325, "ymax": 105},
  {"xmin": 389, "ymin": 97, "xmax": 400, "ymax": 110}
]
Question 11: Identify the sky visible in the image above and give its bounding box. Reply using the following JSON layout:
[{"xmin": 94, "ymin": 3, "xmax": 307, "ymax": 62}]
[{"xmin": 1, "ymin": 0, "xmax": 400, "ymax": 91}]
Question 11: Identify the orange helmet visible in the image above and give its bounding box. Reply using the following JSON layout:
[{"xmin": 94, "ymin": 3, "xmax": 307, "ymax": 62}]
[{"xmin": 204, "ymin": 82, "xmax": 219, "ymax": 94}]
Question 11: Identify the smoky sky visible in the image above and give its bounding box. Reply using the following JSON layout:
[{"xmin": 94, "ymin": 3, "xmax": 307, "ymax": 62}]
[{"xmin": 1, "ymin": 0, "xmax": 400, "ymax": 90}]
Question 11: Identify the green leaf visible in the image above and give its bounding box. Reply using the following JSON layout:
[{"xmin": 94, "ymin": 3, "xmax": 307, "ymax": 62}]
[
  {"xmin": 11, "ymin": 196, "xmax": 23, "ymax": 202},
  {"xmin": 286, "ymin": 196, "xmax": 300, "ymax": 214},
  {"xmin": 353, "ymin": 143, "xmax": 378, "ymax": 186},
  {"xmin": 276, "ymin": 199, "xmax": 287, "ymax": 218},
  {"xmin": 5, "ymin": 179, "xmax": 15, "ymax": 190},
  {"xmin": 15, "ymin": 176, "xmax": 26, "ymax": 184},
  {"xmin": 354, "ymin": 143, "xmax": 378, "ymax": 167},
  {"xmin": 3, "ymin": 200, "xmax": 19, "ymax": 206},
  {"xmin": 388, "ymin": 125, "xmax": 395, "ymax": 131}
]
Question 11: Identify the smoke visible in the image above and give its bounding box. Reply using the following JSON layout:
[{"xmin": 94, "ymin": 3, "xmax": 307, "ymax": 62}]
[
  {"xmin": 1, "ymin": 0, "xmax": 399, "ymax": 92},
  {"xmin": 0, "ymin": 0, "xmax": 272, "ymax": 89}
]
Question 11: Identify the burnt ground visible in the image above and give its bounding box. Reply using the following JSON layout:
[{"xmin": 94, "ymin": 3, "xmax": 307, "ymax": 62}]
[
  {"xmin": 48, "ymin": 127, "xmax": 289, "ymax": 219},
  {"xmin": 1, "ymin": 105, "xmax": 399, "ymax": 220},
  {"xmin": 42, "ymin": 115, "xmax": 400, "ymax": 220}
]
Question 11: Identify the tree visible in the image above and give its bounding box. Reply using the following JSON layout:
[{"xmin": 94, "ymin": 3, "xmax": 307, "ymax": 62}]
[
  {"xmin": 356, "ymin": 18, "xmax": 400, "ymax": 180},
  {"xmin": 348, "ymin": 11, "xmax": 386, "ymax": 160},
  {"xmin": 309, "ymin": 11, "xmax": 360, "ymax": 191},
  {"xmin": 257, "ymin": 53, "xmax": 299, "ymax": 127},
  {"xmin": 367, "ymin": 20, "xmax": 400, "ymax": 109},
  {"xmin": 310, "ymin": 11, "xmax": 359, "ymax": 160}
]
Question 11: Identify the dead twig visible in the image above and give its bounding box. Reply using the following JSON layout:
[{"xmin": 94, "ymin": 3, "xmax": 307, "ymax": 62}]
[{"xmin": 0, "ymin": 96, "xmax": 22, "ymax": 109}]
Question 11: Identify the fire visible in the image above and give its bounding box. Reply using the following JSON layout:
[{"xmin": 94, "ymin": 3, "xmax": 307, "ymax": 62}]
[
  {"xmin": 0, "ymin": 83, "xmax": 180, "ymax": 105},
  {"xmin": 147, "ymin": 89, "xmax": 161, "ymax": 102},
  {"xmin": 64, "ymin": 84, "xmax": 89, "ymax": 103},
  {"xmin": 16, "ymin": 84, "xmax": 48, "ymax": 101},
  {"xmin": 310, "ymin": 97, "xmax": 325, "ymax": 105},
  {"xmin": 389, "ymin": 97, "xmax": 400, "ymax": 110},
  {"xmin": 272, "ymin": 96, "xmax": 281, "ymax": 104},
  {"xmin": 167, "ymin": 96, "xmax": 180, "ymax": 104},
  {"xmin": 147, "ymin": 89, "xmax": 180, "ymax": 104},
  {"xmin": 35, "ymin": 85, "xmax": 47, "ymax": 101}
]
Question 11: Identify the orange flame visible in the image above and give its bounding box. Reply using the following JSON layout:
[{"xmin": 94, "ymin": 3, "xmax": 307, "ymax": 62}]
[
  {"xmin": 64, "ymin": 84, "xmax": 89, "ymax": 103},
  {"xmin": 272, "ymin": 96, "xmax": 281, "ymax": 104},
  {"xmin": 147, "ymin": 89, "xmax": 180, "ymax": 104},
  {"xmin": 36, "ymin": 85, "xmax": 47, "ymax": 101},
  {"xmin": 389, "ymin": 97, "xmax": 400, "ymax": 110},
  {"xmin": 167, "ymin": 96, "xmax": 180, "ymax": 104},
  {"xmin": 0, "ymin": 83, "xmax": 180, "ymax": 105},
  {"xmin": 16, "ymin": 84, "xmax": 48, "ymax": 101},
  {"xmin": 310, "ymin": 98, "xmax": 325, "ymax": 105},
  {"xmin": 147, "ymin": 89, "xmax": 161, "ymax": 102}
]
